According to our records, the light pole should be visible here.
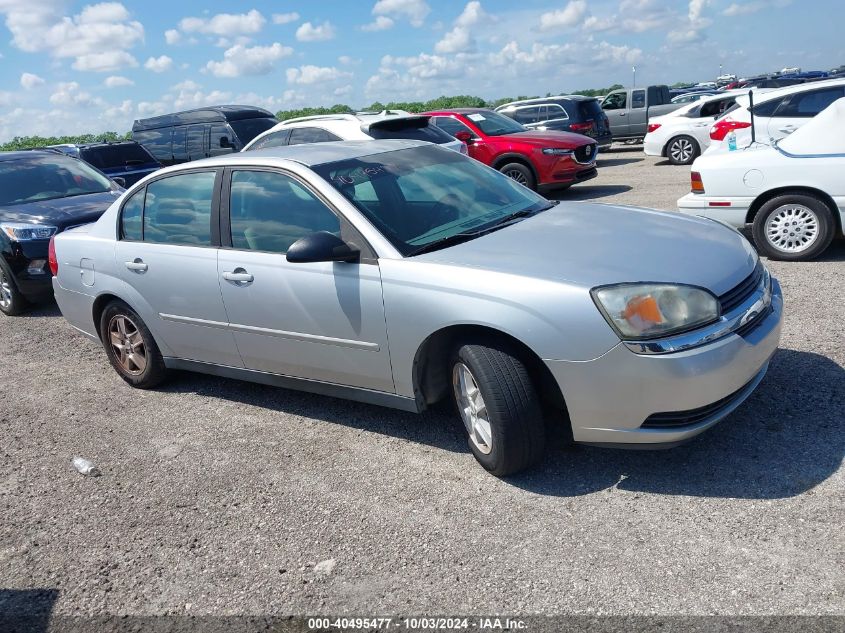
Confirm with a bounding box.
[632,65,636,87]
[719,63,723,79]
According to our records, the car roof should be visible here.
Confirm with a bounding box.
[0,150,69,162]
[736,77,845,107]
[496,95,596,108]
[133,105,275,130]
[425,108,490,115]
[276,110,422,127]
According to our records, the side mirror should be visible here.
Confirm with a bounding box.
[286,231,360,264]
[111,176,126,188]
[454,130,474,143]
[219,136,232,149]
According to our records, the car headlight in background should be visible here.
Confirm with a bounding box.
[541,148,574,156]
[1,223,58,241]
[591,283,720,340]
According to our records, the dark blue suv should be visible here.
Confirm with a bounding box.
[47,141,161,187]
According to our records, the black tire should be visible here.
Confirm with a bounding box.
[751,193,835,261]
[0,263,28,316]
[450,341,545,476]
[99,300,167,389]
[499,162,536,191]
[666,135,700,165]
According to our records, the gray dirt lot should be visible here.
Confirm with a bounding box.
[1,147,843,619]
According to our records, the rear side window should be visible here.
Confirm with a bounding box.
[752,97,786,117]
[545,104,569,120]
[142,172,216,245]
[248,130,290,150]
[81,144,156,170]
[288,127,342,145]
[120,188,144,241]
[368,119,457,144]
[631,90,646,108]
[776,88,845,117]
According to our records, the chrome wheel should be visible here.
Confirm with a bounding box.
[0,270,12,311]
[108,315,147,375]
[503,168,528,185]
[669,138,694,163]
[453,362,493,455]
[765,204,819,253]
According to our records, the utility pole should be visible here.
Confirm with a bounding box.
[632,65,636,87]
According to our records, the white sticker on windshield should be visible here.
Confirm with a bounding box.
[468,113,486,122]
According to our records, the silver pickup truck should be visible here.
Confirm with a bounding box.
[601,85,684,142]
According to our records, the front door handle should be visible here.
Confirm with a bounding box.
[125,258,148,273]
[779,125,797,134]
[222,269,254,284]
[618,112,626,116]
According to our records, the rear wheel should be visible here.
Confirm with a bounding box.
[99,301,167,388]
[499,162,536,191]
[751,193,835,261]
[0,265,28,316]
[666,135,699,165]
[450,341,545,476]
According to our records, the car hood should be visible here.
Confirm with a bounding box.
[493,130,594,147]
[0,190,119,229]
[416,203,758,296]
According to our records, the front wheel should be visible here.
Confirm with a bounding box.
[499,162,536,191]
[0,265,28,316]
[666,135,699,165]
[451,342,545,476]
[751,194,835,261]
[99,301,168,388]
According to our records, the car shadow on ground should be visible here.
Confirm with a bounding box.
[0,588,59,633]
[550,185,633,201]
[596,157,643,167]
[17,300,62,318]
[507,348,844,499]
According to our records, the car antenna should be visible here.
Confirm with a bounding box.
[748,89,756,145]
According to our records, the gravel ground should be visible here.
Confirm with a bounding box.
[1,147,843,623]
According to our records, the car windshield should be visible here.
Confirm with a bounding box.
[0,155,112,205]
[229,117,279,143]
[466,111,527,136]
[312,145,550,256]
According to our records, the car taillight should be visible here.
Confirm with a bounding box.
[691,171,705,193]
[710,118,751,141]
[569,121,594,132]
[48,236,58,275]
[647,123,662,133]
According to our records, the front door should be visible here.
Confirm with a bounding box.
[217,168,394,392]
[115,169,243,367]
[601,92,629,137]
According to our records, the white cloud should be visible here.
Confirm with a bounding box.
[455,1,491,27]
[295,21,336,41]
[372,0,430,27]
[435,27,473,54]
[204,42,293,78]
[286,65,353,85]
[722,1,790,16]
[688,0,711,22]
[144,55,173,72]
[104,75,134,87]
[172,79,202,91]
[361,16,394,31]
[49,81,104,107]
[179,9,266,36]
[539,0,588,31]
[0,1,144,72]
[20,72,45,90]
[338,55,360,65]
[164,28,181,44]
[272,12,300,24]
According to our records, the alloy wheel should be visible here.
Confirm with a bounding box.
[0,270,12,311]
[108,314,148,375]
[503,169,528,185]
[453,362,493,455]
[669,138,694,163]
[765,204,819,253]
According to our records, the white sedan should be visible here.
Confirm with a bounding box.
[645,92,746,165]
[678,97,845,261]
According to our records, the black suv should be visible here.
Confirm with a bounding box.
[132,105,278,166]
[48,141,161,187]
[495,95,612,149]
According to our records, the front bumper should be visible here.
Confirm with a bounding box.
[546,278,783,445]
[677,192,755,227]
[1,241,53,301]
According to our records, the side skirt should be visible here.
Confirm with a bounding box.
[164,358,420,414]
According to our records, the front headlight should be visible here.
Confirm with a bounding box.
[1,223,58,241]
[542,148,574,156]
[591,283,720,340]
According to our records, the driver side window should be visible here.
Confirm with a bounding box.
[602,93,627,110]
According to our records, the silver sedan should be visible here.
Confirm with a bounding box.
[51,140,783,476]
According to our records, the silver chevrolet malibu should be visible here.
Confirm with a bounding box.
[51,140,783,476]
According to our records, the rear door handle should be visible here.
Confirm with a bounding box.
[124,258,148,273]
[222,269,254,284]
[779,125,797,133]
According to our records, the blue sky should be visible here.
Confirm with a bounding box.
[0,0,842,141]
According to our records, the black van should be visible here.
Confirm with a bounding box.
[131,105,278,166]
[494,95,612,149]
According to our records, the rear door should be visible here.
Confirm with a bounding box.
[115,169,242,367]
[216,168,394,392]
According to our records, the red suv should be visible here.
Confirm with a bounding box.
[424,108,597,191]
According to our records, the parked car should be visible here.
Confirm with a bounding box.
[424,109,597,191]
[0,151,121,315]
[679,97,845,261]
[493,96,612,149]
[51,140,782,476]
[645,92,746,164]
[707,78,845,152]
[132,105,278,167]
[47,141,161,187]
[600,85,684,142]
[671,92,718,104]
[243,110,466,154]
